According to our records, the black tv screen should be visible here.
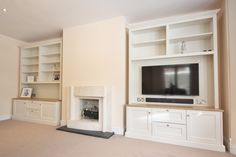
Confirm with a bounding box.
[142,64,199,96]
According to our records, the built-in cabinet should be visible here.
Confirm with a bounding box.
[12,99,61,126]
[126,106,224,152]
[13,40,62,126]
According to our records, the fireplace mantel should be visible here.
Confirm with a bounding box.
[67,86,111,132]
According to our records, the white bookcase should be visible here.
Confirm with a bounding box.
[128,9,219,109]
[20,40,62,100]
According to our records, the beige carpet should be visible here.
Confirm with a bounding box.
[0,120,234,157]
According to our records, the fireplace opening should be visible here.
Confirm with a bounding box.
[80,99,99,120]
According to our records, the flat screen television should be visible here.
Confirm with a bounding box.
[142,64,199,96]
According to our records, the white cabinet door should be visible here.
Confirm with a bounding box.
[152,122,187,140]
[41,102,59,121]
[187,110,222,144]
[13,100,27,118]
[127,107,151,135]
[27,102,41,120]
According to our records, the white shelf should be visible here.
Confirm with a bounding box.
[22,71,38,73]
[21,81,60,84]
[40,61,60,64]
[20,41,62,100]
[131,51,214,61]
[40,70,60,72]
[22,63,39,66]
[169,32,213,42]
[22,55,39,59]
[132,39,166,46]
[40,52,60,56]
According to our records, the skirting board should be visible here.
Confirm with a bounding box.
[0,115,12,121]
[224,137,236,155]
[126,132,225,152]
[60,120,67,126]
[112,127,124,135]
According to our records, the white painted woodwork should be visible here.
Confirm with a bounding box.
[127,107,151,136]
[128,10,220,109]
[152,122,187,140]
[13,100,27,118]
[125,106,225,152]
[20,40,62,100]
[151,108,186,124]
[12,99,61,126]
[187,110,222,145]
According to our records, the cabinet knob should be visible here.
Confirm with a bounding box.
[187,114,190,117]
[166,124,170,127]
[166,109,169,112]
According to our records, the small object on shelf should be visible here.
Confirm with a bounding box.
[20,88,33,98]
[53,72,60,81]
[27,76,35,83]
[208,49,212,51]
[203,49,207,52]
[31,93,36,98]
[180,41,186,54]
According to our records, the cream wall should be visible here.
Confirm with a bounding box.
[62,17,127,133]
[220,0,236,152]
[227,0,236,146]
[0,34,24,118]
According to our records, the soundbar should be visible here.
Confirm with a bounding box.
[146,98,194,104]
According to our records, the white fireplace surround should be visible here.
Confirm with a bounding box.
[67,86,111,132]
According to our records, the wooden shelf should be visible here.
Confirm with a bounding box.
[22,63,39,66]
[131,51,214,61]
[40,70,60,72]
[40,61,60,64]
[169,32,213,42]
[22,55,39,59]
[40,52,60,56]
[132,39,166,46]
[22,71,38,73]
[21,81,60,84]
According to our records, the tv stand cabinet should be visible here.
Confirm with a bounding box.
[126,10,225,152]
[126,104,225,152]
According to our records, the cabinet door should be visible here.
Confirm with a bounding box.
[187,110,222,144]
[41,102,59,121]
[13,100,27,118]
[27,102,41,120]
[127,107,151,135]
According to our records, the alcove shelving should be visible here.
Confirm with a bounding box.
[20,40,62,100]
[128,10,219,109]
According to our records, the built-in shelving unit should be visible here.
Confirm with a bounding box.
[128,10,219,109]
[20,40,62,99]
[126,10,224,152]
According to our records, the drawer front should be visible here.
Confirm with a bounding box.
[27,108,41,119]
[152,122,187,140]
[27,103,41,119]
[151,109,186,124]
[28,103,41,110]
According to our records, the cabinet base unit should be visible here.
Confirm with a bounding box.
[125,105,225,152]
[12,99,61,126]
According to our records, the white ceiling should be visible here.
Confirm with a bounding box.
[0,0,221,42]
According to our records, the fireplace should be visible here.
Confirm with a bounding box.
[67,86,111,132]
[81,99,99,120]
